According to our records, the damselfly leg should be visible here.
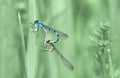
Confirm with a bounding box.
[44,40,74,70]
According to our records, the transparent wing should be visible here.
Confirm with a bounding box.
[45,25,69,39]
[54,46,74,70]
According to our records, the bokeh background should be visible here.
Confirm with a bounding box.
[0,0,120,78]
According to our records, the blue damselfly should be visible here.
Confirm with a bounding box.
[32,20,68,44]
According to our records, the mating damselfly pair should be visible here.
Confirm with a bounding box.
[31,20,74,70]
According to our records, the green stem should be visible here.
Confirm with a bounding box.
[108,49,113,78]
[18,11,27,78]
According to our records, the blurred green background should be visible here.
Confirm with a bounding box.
[0,0,120,78]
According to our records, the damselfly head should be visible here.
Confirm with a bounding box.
[34,20,39,28]
[34,20,39,25]
[29,20,39,32]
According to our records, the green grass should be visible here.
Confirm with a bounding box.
[90,22,113,78]
[0,0,120,78]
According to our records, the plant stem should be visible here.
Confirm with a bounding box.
[18,11,27,78]
[92,23,114,78]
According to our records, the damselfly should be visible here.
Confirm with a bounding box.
[31,20,69,44]
[44,40,74,71]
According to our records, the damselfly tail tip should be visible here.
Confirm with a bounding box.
[69,65,74,71]
[63,34,69,39]
[66,34,69,38]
